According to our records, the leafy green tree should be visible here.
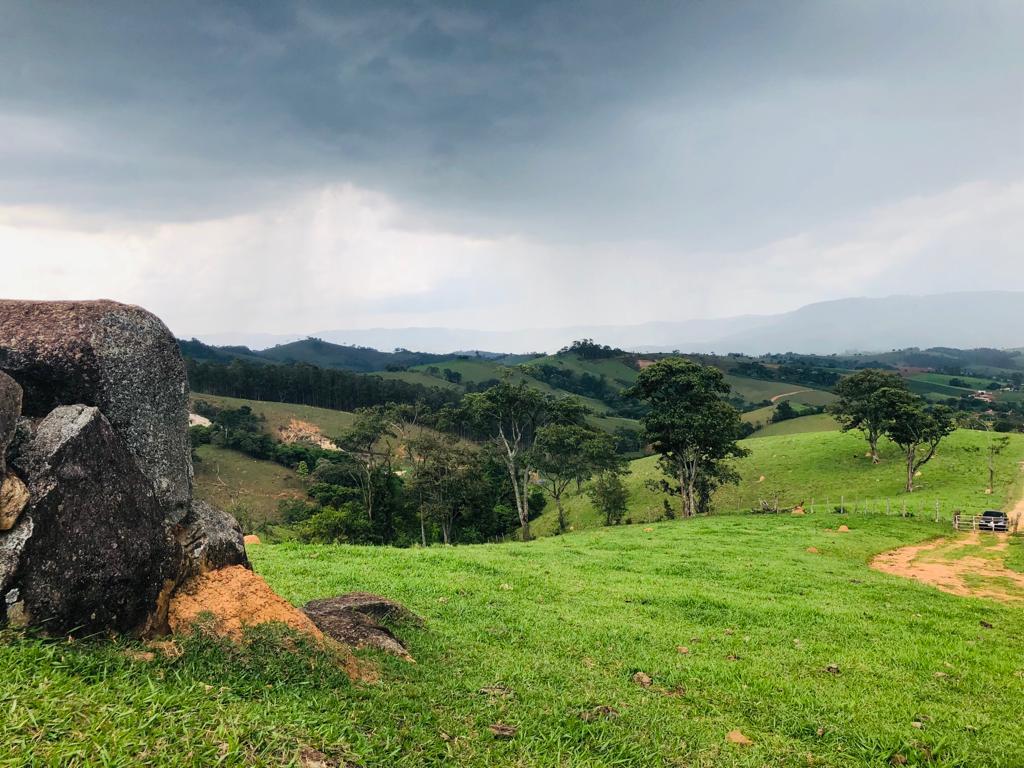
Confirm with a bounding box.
[335,406,398,522]
[588,470,629,526]
[883,393,956,492]
[533,424,622,533]
[772,401,798,423]
[464,381,585,540]
[408,433,482,545]
[832,369,910,463]
[625,358,748,518]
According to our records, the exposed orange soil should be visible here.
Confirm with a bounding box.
[870,531,1024,603]
[278,418,339,451]
[168,565,323,639]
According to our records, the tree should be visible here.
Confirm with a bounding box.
[884,394,956,492]
[334,406,398,522]
[533,424,622,533]
[987,434,1011,494]
[588,470,629,526]
[772,400,798,423]
[464,381,585,540]
[624,359,748,518]
[832,369,910,463]
[407,433,480,545]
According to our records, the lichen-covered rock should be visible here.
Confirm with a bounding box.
[4,405,179,634]
[177,500,250,577]
[0,371,21,473]
[0,300,192,522]
[302,594,422,658]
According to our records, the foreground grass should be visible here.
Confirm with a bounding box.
[542,430,1024,535]
[2,515,1023,766]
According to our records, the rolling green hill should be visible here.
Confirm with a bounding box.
[538,429,1024,535]
[192,443,306,525]
[753,413,840,437]
[190,393,358,439]
[7,512,1024,766]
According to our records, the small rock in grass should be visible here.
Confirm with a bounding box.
[489,723,517,740]
[580,705,619,722]
[298,747,337,768]
[837,525,850,532]
[499,583,513,590]
[479,685,514,699]
[806,546,819,554]
[890,755,908,766]
[911,721,923,729]
[632,671,653,687]
[724,628,734,636]
[825,664,840,675]
[726,729,753,746]
[979,620,993,629]
[934,671,947,679]
[676,645,689,654]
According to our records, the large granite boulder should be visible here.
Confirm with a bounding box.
[2,405,179,634]
[0,371,20,469]
[0,373,27,532]
[0,300,192,522]
[177,500,250,578]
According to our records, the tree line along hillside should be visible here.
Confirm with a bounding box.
[180,336,1024,550]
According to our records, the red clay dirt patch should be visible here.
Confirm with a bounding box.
[870,532,1024,603]
[168,565,323,640]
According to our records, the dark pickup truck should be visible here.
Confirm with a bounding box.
[978,510,1009,532]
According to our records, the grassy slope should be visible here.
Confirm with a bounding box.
[724,376,837,407]
[192,444,305,524]
[754,413,840,437]
[375,370,463,390]
[540,430,1024,535]
[190,393,358,439]
[4,514,1023,766]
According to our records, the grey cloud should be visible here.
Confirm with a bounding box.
[0,0,1021,253]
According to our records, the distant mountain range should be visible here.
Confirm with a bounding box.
[193,291,1023,356]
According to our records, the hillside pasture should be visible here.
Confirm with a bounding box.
[190,393,358,440]
[724,375,836,407]
[192,444,305,525]
[540,429,1024,535]
[754,413,840,437]
[3,514,1023,766]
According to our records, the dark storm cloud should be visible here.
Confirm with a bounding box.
[1,0,1021,249]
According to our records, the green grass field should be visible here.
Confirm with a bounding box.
[3,513,1023,767]
[193,444,305,525]
[539,429,1024,535]
[724,376,837,407]
[190,393,358,439]
[753,413,840,437]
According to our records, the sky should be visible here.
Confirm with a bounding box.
[1,0,1022,341]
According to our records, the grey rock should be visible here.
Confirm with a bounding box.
[177,500,250,577]
[0,371,21,474]
[4,405,179,634]
[302,594,423,658]
[0,300,192,522]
